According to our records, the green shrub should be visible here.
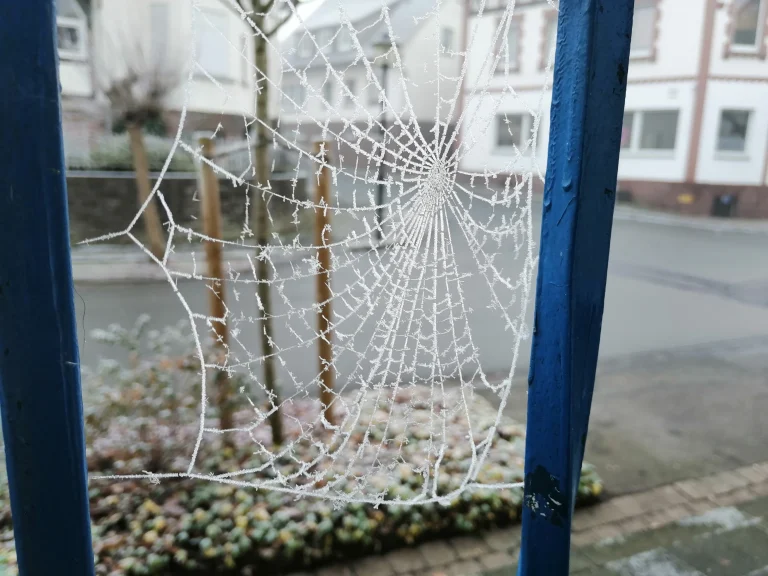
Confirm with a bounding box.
[69,134,195,173]
[0,318,603,575]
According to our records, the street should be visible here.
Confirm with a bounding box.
[73,201,768,497]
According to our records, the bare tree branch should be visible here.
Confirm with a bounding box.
[217,0,309,36]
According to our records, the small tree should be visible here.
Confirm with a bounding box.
[216,0,310,445]
[96,38,181,260]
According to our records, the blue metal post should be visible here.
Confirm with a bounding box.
[518,1,634,574]
[0,2,95,575]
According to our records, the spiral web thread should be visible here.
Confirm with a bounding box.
[89,0,556,506]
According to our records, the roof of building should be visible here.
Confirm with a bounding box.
[302,0,400,31]
[284,0,437,66]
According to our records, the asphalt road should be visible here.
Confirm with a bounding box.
[73,199,768,495]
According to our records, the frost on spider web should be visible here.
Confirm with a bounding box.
[88,0,555,505]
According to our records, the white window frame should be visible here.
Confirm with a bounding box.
[620,110,679,156]
[730,0,767,53]
[716,109,752,155]
[629,0,657,58]
[57,16,88,61]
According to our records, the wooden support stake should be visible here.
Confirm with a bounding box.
[198,137,233,432]
[314,142,335,425]
[198,138,228,348]
[0,2,95,574]
[517,1,634,575]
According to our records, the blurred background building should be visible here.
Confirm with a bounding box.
[279,0,463,159]
[56,0,768,218]
[460,0,768,218]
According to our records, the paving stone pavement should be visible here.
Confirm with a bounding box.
[288,462,768,576]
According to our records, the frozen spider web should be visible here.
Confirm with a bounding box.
[89,0,556,506]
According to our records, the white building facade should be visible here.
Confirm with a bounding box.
[460,0,768,217]
[279,0,463,155]
[56,0,102,163]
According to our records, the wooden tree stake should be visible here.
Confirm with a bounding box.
[198,137,233,432]
[314,142,335,426]
[127,123,166,260]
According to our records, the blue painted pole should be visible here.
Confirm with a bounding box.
[0,2,95,575]
[518,1,634,574]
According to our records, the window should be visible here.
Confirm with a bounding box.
[150,3,170,70]
[540,14,558,69]
[195,9,231,80]
[240,34,249,86]
[57,18,87,60]
[731,0,765,51]
[544,17,558,61]
[323,79,334,104]
[640,111,678,150]
[497,18,521,72]
[630,0,657,57]
[496,113,528,148]
[441,27,455,53]
[621,110,679,152]
[337,30,353,52]
[297,35,313,58]
[621,112,634,149]
[283,82,305,106]
[717,110,751,152]
[343,78,357,108]
[316,28,334,52]
[367,68,383,106]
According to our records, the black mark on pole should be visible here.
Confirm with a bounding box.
[524,465,567,527]
[617,62,626,85]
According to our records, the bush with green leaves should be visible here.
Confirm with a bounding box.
[68,134,196,173]
[0,317,603,575]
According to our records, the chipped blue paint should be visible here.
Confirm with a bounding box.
[518,1,634,574]
[0,2,95,574]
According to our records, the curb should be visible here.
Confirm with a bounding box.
[612,205,768,235]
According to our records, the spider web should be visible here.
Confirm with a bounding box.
[89,0,556,506]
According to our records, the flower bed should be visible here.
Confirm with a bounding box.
[0,322,603,575]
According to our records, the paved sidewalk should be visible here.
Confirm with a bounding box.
[289,461,768,576]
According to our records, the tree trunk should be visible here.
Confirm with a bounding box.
[127,123,165,260]
[253,25,284,446]
[199,137,234,434]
